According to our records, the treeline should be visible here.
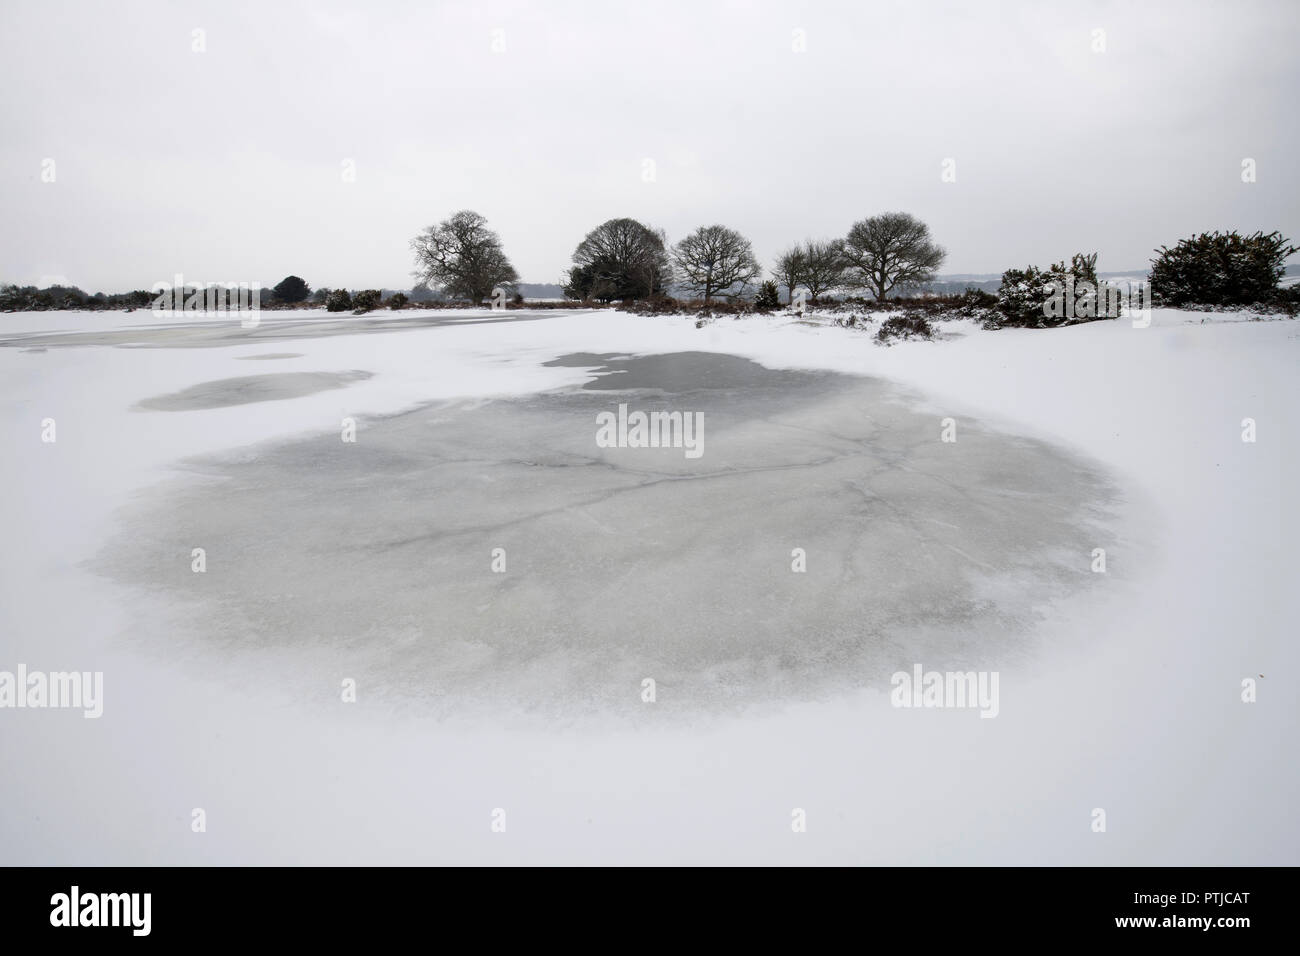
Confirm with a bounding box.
[5,217,1295,326]
[0,276,445,315]
[410,210,1299,327]
[0,286,156,312]
[408,210,950,307]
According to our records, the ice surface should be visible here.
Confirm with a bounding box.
[100,351,1116,716]
[135,370,373,411]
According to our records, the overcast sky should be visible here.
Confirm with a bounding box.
[2,0,1297,291]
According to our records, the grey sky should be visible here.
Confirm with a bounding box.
[2,0,1297,291]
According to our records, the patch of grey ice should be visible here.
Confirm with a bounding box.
[99,352,1120,717]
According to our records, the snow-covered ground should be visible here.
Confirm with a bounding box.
[0,306,1296,864]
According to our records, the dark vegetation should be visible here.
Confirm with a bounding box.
[6,213,1294,329]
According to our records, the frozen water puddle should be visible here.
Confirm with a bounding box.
[99,352,1122,717]
[134,370,372,411]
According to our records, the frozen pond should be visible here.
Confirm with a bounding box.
[100,350,1118,716]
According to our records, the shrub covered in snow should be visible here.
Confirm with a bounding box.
[956,287,999,313]
[875,313,933,344]
[995,265,1053,326]
[325,289,352,312]
[995,253,1121,328]
[754,280,781,311]
[627,295,682,315]
[1149,230,1296,308]
[352,290,381,314]
[815,290,995,322]
[386,292,409,310]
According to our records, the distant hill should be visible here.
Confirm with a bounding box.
[516,283,566,299]
[914,269,1153,297]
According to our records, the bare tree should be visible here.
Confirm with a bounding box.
[564,218,672,301]
[841,213,946,302]
[772,246,807,304]
[411,210,519,304]
[672,225,762,303]
[800,239,848,301]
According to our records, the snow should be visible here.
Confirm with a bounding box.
[1,306,1296,864]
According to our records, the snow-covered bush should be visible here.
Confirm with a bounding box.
[629,295,683,315]
[1149,230,1296,308]
[995,265,1054,327]
[995,253,1121,328]
[325,289,352,312]
[875,313,933,344]
[754,280,780,311]
[352,289,381,314]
